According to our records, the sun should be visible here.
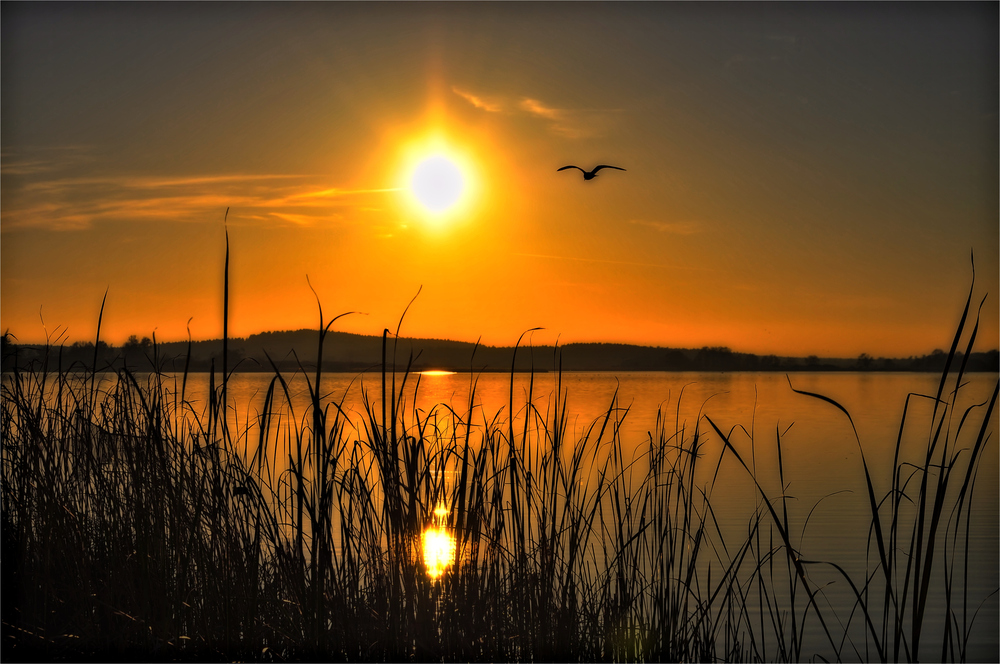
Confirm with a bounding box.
[411,155,464,213]
[395,133,480,227]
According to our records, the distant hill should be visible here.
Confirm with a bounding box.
[3,328,998,375]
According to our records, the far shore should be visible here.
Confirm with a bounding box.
[3,328,997,375]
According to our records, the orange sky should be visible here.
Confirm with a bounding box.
[2,3,997,358]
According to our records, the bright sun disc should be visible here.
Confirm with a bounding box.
[411,155,464,213]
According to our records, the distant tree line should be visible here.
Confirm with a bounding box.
[3,330,997,374]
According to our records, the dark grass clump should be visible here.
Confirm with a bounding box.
[2,250,995,662]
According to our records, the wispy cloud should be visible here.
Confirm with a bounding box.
[519,98,562,121]
[628,219,702,235]
[451,86,503,113]
[289,187,403,200]
[268,211,341,226]
[519,97,621,139]
[1,145,96,176]
[451,85,620,139]
[2,171,402,231]
[19,173,303,195]
[2,160,65,176]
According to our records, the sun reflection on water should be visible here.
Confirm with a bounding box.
[421,504,456,580]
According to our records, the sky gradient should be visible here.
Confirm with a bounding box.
[2,2,997,358]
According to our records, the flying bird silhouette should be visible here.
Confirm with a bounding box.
[557,164,626,180]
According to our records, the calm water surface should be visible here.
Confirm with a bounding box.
[117,370,1000,659]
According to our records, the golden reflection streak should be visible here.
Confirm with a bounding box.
[421,504,456,580]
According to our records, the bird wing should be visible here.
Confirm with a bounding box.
[557,165,584,172]
[591,165,626,173]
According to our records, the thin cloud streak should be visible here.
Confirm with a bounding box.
[2,160,71,176]
[1,145,97,176]
[520,98,584,138]
[451,86,503,113]
[292,187,404,199]
[520,97,623,139]
[2,172,402,230]
[19,173,306,194]
[268,211,342,226]
[451,85,620,139]
[519,98,562,121]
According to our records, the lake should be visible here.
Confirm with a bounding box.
[158,368,998,661]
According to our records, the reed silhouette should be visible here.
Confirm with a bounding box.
[0,244,995,662]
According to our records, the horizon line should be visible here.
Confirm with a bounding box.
[4,327,996,363]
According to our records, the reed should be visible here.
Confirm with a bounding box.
[1,262,995,661]
[702,263,997,663]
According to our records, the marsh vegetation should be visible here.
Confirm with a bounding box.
[2,275,996,662]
